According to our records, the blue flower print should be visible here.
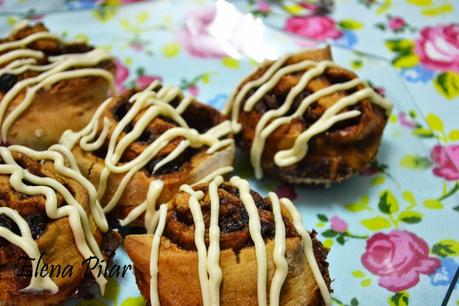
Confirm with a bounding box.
[400,65,434,83]
[336,30,358,48]
[430,257,459,288]
[207,93,228,110]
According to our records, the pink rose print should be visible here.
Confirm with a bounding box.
[330,216,348,233]
[135,75,162,89]
[430,144,459,181]
[374,86,386,97]
[256,1,271,14]
[284,15,342,41]
[415,24,459,73]
[362,230,440,292]
[187,84,199,97]
[388,16,406,32]
[114,59,129,93]
[129,41,144,52]
[177,7,227,58]
[398,112,417,129]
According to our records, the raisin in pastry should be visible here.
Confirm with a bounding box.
[60,80,235,226]
[225,46,392,184]
[0,144,120,306]
[0,22,116,150]
[125,176,332,306]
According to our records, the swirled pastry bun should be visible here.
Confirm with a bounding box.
[125,176,332,306]
[0,145,120,306]
[60,81,235,226]
[0,22,116,150]
[224,46,392,184]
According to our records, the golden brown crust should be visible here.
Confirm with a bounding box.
[124,182,331,305]
[126,235,325,306]
[71,88,235,224]
[232,46,388,184]
[0,152,120,306]
[163,182,299,251]
[0,23,115,150]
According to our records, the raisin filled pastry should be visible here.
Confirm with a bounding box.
[125,176,332,306]
[60,80,235,227]
[0,144,120,306]
[224,46,393,184]
[0,21,116,150]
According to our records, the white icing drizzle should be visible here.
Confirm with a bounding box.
[147,176,225,306]
[48,143,83,174]
[0,145,110,294]
[268,192,288,306]
[230,176,267,306]
[146,176,331,306]
[181,185,210,306]
[192,166,233,186]
[0,49,44,66]
[143,180,165,234]
[12,144,108,232]
[0,207,58,294]
[60,81,234,226]
[119,179,164,233]
[207,176,224,306]
[226,52,393,178]
[149,203,168,306]
[0,31,59,53]
[0,58,41,76]
[280,198,331,306]
[0,26,116,142]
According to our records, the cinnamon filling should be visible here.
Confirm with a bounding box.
[105,88,227,177]
[0,212,49,245]
[0,23,114,86]
[164,183,299,251]
[232,50,391,181]
[246,68,368,131]
[144,147,197,176]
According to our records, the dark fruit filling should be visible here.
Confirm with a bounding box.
[0,73,18,93]
[165,184,299,252]
[0,213,48,246]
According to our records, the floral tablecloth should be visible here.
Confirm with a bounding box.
[1,1,458,306]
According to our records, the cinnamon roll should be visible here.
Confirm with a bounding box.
[0,144,120,306]
[60,81,235,226]
[125,176,332,306]
[0,21,116,150]
[224,46,393,184]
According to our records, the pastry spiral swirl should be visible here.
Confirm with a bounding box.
[61,82,235,225]
[125,177,331,306]
[0,22,116,150]
[0,145,119,306]
[164,182,299,251]
[225,46,392,184]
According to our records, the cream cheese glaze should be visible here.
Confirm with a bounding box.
[146,175,331,306]
[230,176,268,306]
[0,145,109,294]
[0,24,116,143]
[60,80,235,226]
[0,207,58,294]
[225,51,393,179]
